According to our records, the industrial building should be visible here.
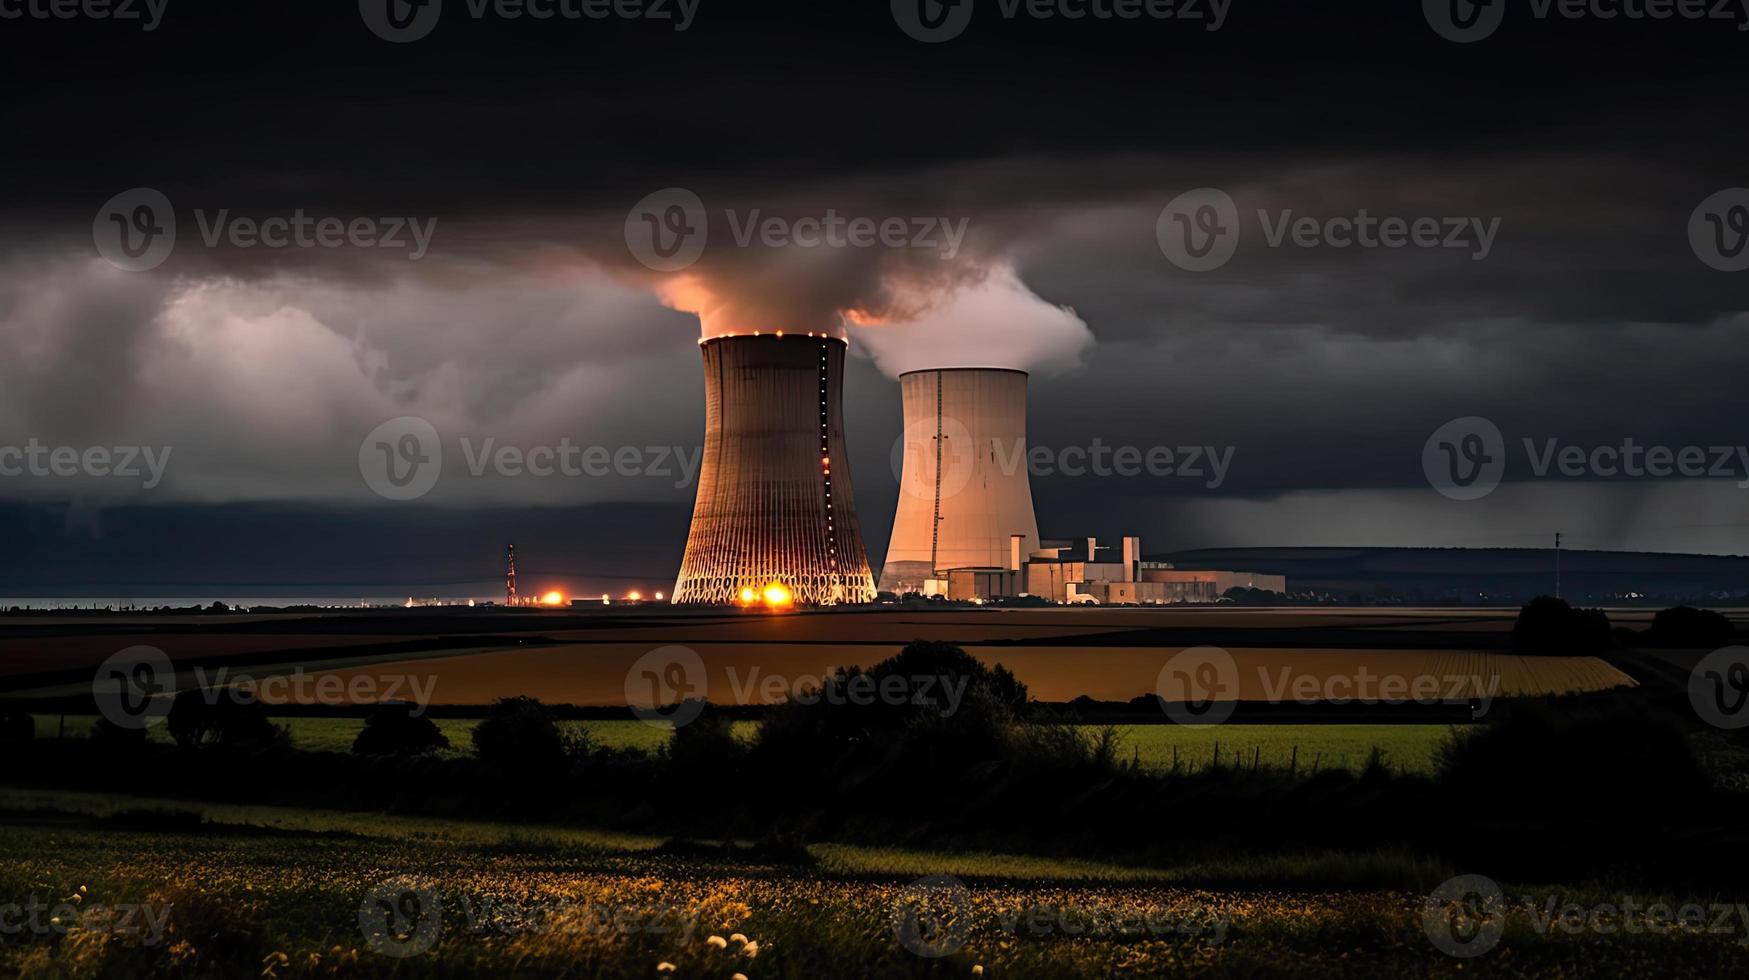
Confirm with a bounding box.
[931,535,1288,605]
[671,333,878,606]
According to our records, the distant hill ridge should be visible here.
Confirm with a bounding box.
[1155,547,1749,601]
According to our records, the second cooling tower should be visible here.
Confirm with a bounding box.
[879,368,1041,594]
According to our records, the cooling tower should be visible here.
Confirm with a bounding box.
[672,334,878,606]
[879,368,1041,594]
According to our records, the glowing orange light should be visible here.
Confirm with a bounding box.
[541,591,565,606]
[762,580,794,609]
[739,587,757,605]
[627,591,643,602]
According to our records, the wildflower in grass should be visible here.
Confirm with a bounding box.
[973,967,984,976]
[657,962,677,974]
[708,935,728,949]
[732,974,748,980]
[730,933,748,944]
[743,940,760,958]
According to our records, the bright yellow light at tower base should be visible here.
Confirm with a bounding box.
[541,591,564,606]
[739,587,757,604]
[762,580,794,609]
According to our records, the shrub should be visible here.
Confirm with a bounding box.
[1647,606,1737,649]
[0,709,33,741]
[471,696,568,771]
[164,690,289,751]
[1435,694,1710,819]
[352,701,450,757]
[1512,596,1612,655]
[91,716,149,750]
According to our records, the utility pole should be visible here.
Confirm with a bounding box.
[506,544,518,607]
[1554,532,1562,600]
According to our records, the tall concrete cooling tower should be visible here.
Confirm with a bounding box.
[879,368,1041,594]
[672,334,878,606]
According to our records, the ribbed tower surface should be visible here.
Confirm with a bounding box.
[672,334,878,606]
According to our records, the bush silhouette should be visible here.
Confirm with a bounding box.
[165,690,289,751]
[1512,596,1612,655]
[471,696,568,771]
[91,716,149,750]
[352,701,449,756]
[1647,606,1737,649]
[0,709,32,741]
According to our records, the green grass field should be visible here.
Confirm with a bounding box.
[0,788,1739,979]
[32,715,1453,774]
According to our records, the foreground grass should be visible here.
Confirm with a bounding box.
[2,788,1746,978]
[31,716,1451,774]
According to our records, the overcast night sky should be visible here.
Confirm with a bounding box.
[1,0,1746,599]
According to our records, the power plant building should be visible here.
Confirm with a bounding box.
[672,334,878,606]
